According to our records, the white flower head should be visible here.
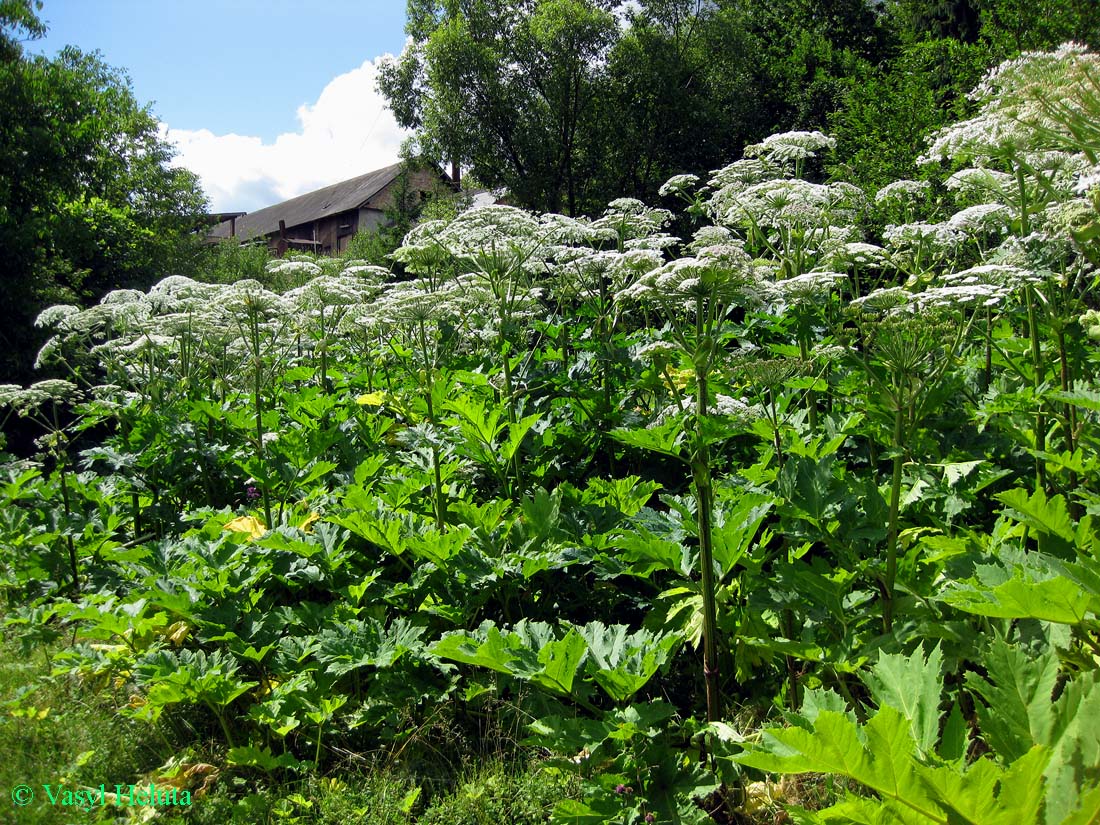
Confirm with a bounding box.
[719,178,863,230]
[266,259,322,278]
[743,131,836,165]
[0,379,82,415]
[945,167,1014,198]
[922,43,1100,164]
[634,339,680,363]
[624,233,680,251]
[883,222,965,256]
[689,226,734,251]
[850,286,911,315]
[618,248,765,312]
[591,199,673,243]
[911,283,1010,311]
[829,242,891,269]
[119,333,174,354]
[35,305,80,330]
[874,179,931,207]
[540,212,600,245]
[284,274,372,311]
[772,271,848,307]
[653,393,763,427]
[1076,164,1100,195]
[942,263,1045,290]
[659,173,700,198]
[946,203,1012,233]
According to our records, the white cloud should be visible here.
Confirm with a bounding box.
[165,54,409,213]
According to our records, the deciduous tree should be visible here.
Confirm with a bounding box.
[0,0,207,382]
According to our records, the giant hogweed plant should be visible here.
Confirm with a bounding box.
[920,43,1100,496]
[4,43,1100,825]
[737,640,1100,824]
[0,380,85,593]
[614,242,771,726]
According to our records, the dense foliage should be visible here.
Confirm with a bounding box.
[0,0,208,386]
[380,0,1100,214]
[4,33,1100,825]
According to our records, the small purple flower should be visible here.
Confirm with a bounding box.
[614,784,627,794]
[246,485,260,501]
[645,814,655,823]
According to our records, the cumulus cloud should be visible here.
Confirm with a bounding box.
[165,54,409,213]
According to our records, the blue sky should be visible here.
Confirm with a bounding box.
[29,0,412,211]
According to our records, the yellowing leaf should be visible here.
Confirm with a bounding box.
[299,511,321,532]
[741,780,781,813]
[356,391,386,406]
[223,515,267,540]
[164,621,191,646]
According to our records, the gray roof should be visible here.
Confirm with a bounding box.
[208,162,404,240]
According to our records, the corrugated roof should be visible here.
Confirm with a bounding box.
[208,162,405,240]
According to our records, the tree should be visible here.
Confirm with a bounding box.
[828,38,992,189]
[594,2,768,202]
[0,1,208,382]
[0,0,43,61]
[379,0,619,215]
[827,0,1100,191]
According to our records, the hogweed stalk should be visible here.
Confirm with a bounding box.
[617,244,766,723]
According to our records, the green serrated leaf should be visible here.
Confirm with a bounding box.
[995,488,1076,557]
[712,492,774,576]
[579,622,681,702]
[942,574,1090,624]
[939,702,969,762]
[1060,783,1100,825]
[862,644,944,756]
[966,639,1060,762]
[937,460,983,487]
[1048,388,1100,413]
[610,418,686,459]
[533,628,588,696]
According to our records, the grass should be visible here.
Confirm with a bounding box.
[0,628,579,824]
[0,630,159,824]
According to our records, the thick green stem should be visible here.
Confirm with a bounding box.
[421,356,447,532]
[1026,288,1047,492]
[692,317,721,722]
[206,701,236,750]
[692,450,721,723]
[797,321,818,432]
[131,491,142,542]
[767,390,784,470]
[883,400,906,634]
[782,608,801,711]
[58,460,79,594]
[319,306,328,389]
[1057,325,1080,510]
[498,328,524,495]
[983,309,993,393]
[1058,326,1076,455]
[252,314,273,527]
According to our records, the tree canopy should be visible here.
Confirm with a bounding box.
[0,0,207,382]
[380,0,1100,215]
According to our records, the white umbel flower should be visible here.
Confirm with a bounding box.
[743,130,836,165]
[946,203,1012,233]
[659,173,700,197]
[874,179,931,206]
